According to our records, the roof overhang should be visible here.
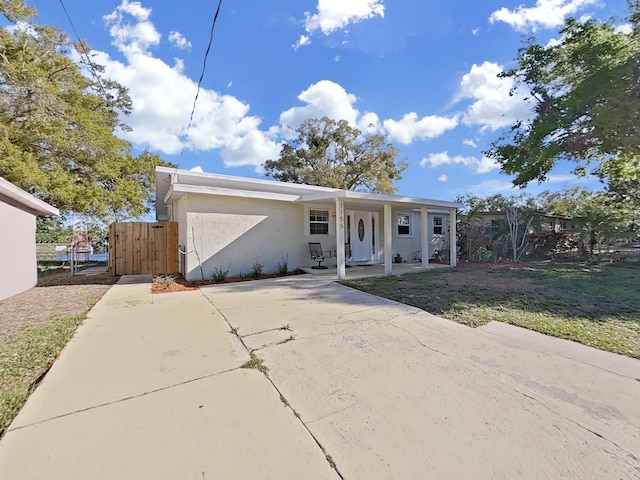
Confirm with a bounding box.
[155,167,462,220]
[0,177,59,216]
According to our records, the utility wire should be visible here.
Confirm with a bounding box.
[182,0,224,154]
[58,0,110,102]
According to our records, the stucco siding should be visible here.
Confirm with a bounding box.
[181,194,337,281]
[171,195,189,275]
[0,201,38,301]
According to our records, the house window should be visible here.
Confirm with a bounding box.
[371,217,376,254]
[434,217,443,235]
[309,209,329,235]
[397,214,411,236]
[560,220,567,232]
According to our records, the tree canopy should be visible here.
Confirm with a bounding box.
[0,0,172,220]
[263,117,407,194]
[486,2,640,204]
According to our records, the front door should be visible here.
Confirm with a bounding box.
[351,211,372,262]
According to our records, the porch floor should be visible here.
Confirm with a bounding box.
[300,260,452,280]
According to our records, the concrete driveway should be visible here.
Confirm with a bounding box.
[1,274,639,479]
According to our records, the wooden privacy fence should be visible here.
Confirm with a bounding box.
[108,222,179,276]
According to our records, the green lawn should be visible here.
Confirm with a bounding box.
[342,262,640,359]
[0,315,85,436]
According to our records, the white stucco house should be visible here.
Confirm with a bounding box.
[0,177,59,301]
[155,167,461,281]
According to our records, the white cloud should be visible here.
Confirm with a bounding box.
[168,31,191,49]
[293,34,311,51]
[189,166,204,173]
[463,138,477,148]
[472,27,480,36]
[98,2,280,168]
[105,0,160,55]
[420,151,499,174]
[455,61,534,131]
[438,174,448,182]
[616,23,632,35]
[489,0,599,32]
[383,113,459,145]
[295,0,384,49]
[279,80,359,131]
[305,0,384,35]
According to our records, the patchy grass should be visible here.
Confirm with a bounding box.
[241,352,269,374]
[0,314,85,436]
[342,262,640,359]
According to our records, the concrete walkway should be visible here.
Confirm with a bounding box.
[1,274,639,479]
[0,276,338,479]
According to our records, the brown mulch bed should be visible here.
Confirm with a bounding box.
[0,270,118,343]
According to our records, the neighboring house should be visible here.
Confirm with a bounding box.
[471,211,578,234]
[155,167,461,281]
[0,177,59,301]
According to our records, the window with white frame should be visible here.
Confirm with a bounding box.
[397,214,411,236]
[433,216,443,235]
[309,209,329,235]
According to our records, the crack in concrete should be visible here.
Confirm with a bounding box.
[7,367,241,433]
[200,290,344,479]
[307,404,356,424]
[515,388,640,464]
[389,321,640,465]
[238,325,293,339]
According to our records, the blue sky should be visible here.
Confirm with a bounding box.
[28,0,631,201]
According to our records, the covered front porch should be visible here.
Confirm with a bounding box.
[299,190,461,280]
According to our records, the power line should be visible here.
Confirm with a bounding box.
[182,0,224,154]
[57,0,110,102]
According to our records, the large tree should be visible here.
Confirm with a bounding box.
[264,117,407,194]
[0,0,171,219]
[486,3,640,204]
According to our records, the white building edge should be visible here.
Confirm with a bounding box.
[155,167,461,281]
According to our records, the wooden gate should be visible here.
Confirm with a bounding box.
[108,222,179,276]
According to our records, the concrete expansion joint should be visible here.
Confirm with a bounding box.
[6,367,241,434]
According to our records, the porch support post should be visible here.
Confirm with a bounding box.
[384,203,393,274]
[421,207,429,270]
[335,197,346,280]
[449,208,457,267]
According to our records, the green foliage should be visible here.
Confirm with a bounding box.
[0,1,173,219]
[470,246,495,263]
[274,255,289,276]
[212,265,231,283]
[250,258,264,279]
[487,4,640,202]
[264,117,407,194]
[36,217,71,243]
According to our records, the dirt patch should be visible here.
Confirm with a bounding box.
[0,270,118,343]
[152,279,198,294]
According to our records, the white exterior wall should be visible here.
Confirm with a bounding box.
[387,210,450,261]
[180,194,337,281]
[0,201,38,301]
[171,195,189,276]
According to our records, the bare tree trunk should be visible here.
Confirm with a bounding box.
[506,208,534,262]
